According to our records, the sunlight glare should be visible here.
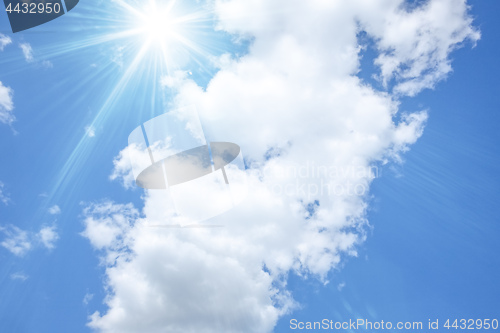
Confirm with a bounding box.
[138,7,176,44]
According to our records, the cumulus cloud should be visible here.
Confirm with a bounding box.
[0,34,12,51]
[361,0,481,96]
[84,201,291,333]
[0,82,15,125]
[83,0,478,332]
[109,144,148,190]
[81,202,139,261]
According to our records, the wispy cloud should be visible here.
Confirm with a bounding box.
[19,42,34,63]
[83,291,94,306]
[10,272,28,282]
[0,223,60,256]
[0,38,15,126]
[0,182,11,205]
[18,42,53,68]
[41,60,53,68]
[0,226,31,256]
[48,205,61,215]
[85,125,96,138]
[0,33,12,51]
[0,82,15,125]
[110,45,125,67]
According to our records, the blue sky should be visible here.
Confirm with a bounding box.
[0,0,498,332]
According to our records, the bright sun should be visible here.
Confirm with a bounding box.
[138,6,176,44]
[105,0,209,72]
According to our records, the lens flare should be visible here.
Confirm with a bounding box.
[37,0,233,199]
[137,5,176,44]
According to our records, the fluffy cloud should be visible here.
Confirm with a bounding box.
[109,145,142,190]
[83,0,478,332]
[0,224,59,256]
[38,225,59,250]
[81,202,139,263]
[84,201,290,333]
[362,0,481,95]
[0,82,15,125]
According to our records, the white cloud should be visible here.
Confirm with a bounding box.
[38,225,59,250]
[0,225,31,256]
[109,144,147,190]
[19,42,34,63]
[0,81,15,125]
[81,202,139,263]
[84,201,291,333]
[85,0,478,332]
[0,182,11,205]
[48,205,61,215]
[10,272,28,281]
[0,33,12,51]
[360,0,480,96]
[337,282,346,291]
[18,42,53,68]
[0,224,60,256]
